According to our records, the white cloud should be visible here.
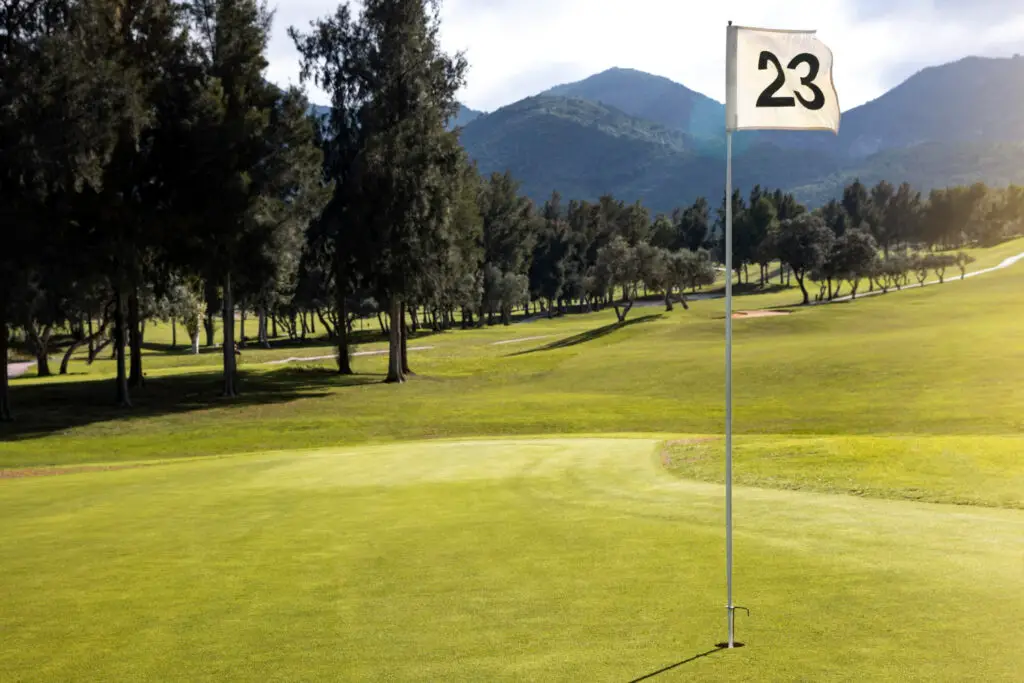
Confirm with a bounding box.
[266,0,1024,112]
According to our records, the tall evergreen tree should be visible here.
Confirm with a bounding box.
[339,0,467,382]
[185,0,329,396]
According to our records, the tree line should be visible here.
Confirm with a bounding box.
[3,0,1023,422]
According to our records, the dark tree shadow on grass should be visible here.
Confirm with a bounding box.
[509,314,664,356]
[0,368,378,442]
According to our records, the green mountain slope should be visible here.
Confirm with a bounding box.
[544,67,724,140]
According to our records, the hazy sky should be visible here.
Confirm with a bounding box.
[267,0,1024,112]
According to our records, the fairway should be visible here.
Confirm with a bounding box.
[3,245,1024,681]
[3,438,1022,682]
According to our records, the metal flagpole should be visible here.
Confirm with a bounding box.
[724,125,735,649]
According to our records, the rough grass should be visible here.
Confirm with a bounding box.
[661,435,1024,508]
[2,438,1022,681]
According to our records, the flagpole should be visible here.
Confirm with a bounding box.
[723,18,737,650]
[724,124,735,650]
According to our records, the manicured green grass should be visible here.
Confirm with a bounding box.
[3,242,1023,681]
[2,438,1022,681]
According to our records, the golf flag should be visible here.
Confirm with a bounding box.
[726,25,840,132]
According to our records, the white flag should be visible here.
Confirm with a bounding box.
[726,25,840,133]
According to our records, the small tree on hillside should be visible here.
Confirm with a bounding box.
[956,252,976,280]
[931,254,958,284]
[834,229,878,300]
[596,236,639,322]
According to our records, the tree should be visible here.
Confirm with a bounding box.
[741,196,777,285]
[531,191,576,314]
[775,215,835,305]
[291,2,368,374]
[956,252,976,280]
[886,182,922,251]
[336,0,467,382]
[478,172,536,324]
[930,254,957,284]
[1,0,125,417]
[665,248,715,310]
[167,279,206,354]
[841,179,873,233]
[185,0,330,396]
[678,196,711,252]
[818,199,848,238]
[833,229,878,300]
[595,236,639,322]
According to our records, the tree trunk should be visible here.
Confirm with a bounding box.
[300,311,307,340]
[0,302,10,421]
[401,302,414,376]
[664,289,674,312]
[310,312,315,335]
[28,324,53,378]
[259,307,270,348]
[377,312,388,335]
[272,315,278,338]
[240,308,246,343]
[171,315,177,349]
[35,347,51,377]
[61,315,110,375]
[336,289,353,375]
[128,289,144,388]
[204,279,217,347]
[409,306,419,333]
[88,316,95,358]
[113,285,130,407]
[795,273,810,305]
[316,309,334,339]
[222,272,237,398]
[89,337,112,364]
[191,331,200,355]
[384,298,404,384]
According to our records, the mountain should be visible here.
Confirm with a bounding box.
[544,67,724,141]
[307,103,483,130]
[761,55,1024,159]
[459,95,720,210]
[459,95,844,213]
[460,56,1024,210]
[450,104,484,129]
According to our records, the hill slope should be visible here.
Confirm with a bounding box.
[459,95,727,210]
[544,67,724,140]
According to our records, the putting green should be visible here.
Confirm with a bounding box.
[2,438,1021,681]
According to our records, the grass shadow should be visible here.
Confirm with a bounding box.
[509,314,664,357]
[1,367,378,443]
[628,645,728,681]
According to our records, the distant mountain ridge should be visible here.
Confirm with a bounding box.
[458,55,1024,211]
[543,67,724,141]
[304,55,1024,212]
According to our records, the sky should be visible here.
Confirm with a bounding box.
[266,0,1024,113]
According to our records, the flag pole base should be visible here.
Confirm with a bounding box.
[722,605,750,649]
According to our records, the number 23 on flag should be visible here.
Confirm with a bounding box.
[726,25,841,133]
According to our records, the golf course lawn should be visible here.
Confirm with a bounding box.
[2,438,1022,681]
[2,241,1023,681]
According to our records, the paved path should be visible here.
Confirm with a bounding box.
[491,335,554,346]
[6,361,34,379]
[813,251,1024,306]
[263,346,435,366]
